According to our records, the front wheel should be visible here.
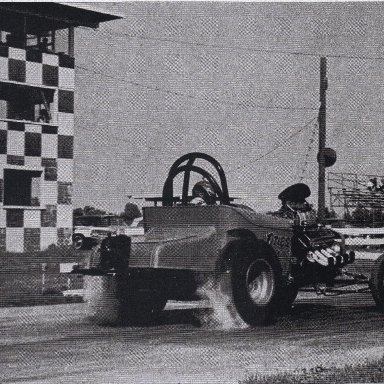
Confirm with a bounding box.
[370,253,384,312]
[231,242,282,326]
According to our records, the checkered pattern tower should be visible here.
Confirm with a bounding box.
[0,4,120,252]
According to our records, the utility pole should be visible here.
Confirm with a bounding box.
[318,57,327,221]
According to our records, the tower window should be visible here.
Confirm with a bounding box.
[0,82,54,123]
[4,169,42,207]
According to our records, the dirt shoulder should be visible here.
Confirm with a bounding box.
[240,355,384,384]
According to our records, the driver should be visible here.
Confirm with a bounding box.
[191,180,217,205]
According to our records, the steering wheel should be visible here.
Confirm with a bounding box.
[162,152,230,206]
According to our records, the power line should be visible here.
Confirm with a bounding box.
[75,63,318,112]
[76,63,384,115]
[75,114,316,164]
[299,120,318,182]
[86,25,384,62]
[252,116,317,162]
[226,115,318,175]
[76,114,319,190]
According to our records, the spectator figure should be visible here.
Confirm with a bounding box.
[367,178,377,192]
[6,33,24,49]
[377,179,384,193]
[38,37,49,53]
[379,178,384,193]
[37,108,50,123]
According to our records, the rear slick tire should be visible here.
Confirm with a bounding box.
[231,241,282,326]
[370,253,384,312]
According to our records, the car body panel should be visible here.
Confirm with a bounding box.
[129,225,217,270]
[127,204,293,274]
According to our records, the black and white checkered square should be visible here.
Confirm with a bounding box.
[0,46,75,252]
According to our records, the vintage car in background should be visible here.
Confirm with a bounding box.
[70,153,384,326]
[72,215,143,250]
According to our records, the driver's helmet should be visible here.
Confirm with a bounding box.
[192,180,217,205]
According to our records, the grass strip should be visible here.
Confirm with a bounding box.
[0,246,85,307]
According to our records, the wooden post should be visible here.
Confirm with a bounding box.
[318,57,327,221]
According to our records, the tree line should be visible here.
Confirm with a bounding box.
[74,202,384,228]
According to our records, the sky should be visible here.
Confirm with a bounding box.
[71,2,384,214]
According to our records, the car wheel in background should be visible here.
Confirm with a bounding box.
[73,234,86,250]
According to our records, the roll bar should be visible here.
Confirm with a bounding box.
[162,152,230,206]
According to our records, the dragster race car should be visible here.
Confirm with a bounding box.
[71,152,384,326]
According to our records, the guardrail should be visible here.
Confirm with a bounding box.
[333,228,384,248]
[333,228,384,247]
[332,227,384,262]
[334,228,384,236]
